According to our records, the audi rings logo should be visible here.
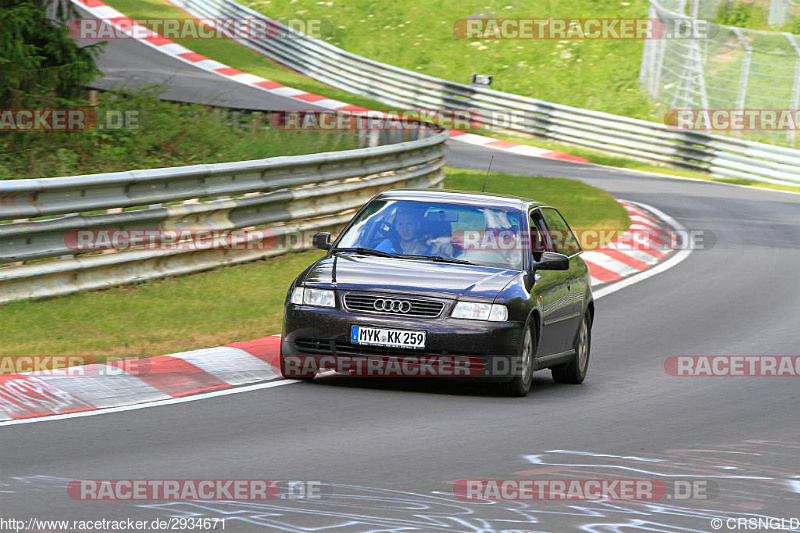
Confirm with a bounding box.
[373,298,412,313]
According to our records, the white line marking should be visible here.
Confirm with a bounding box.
[312,99,351,110]
[0,379,297,428]
[159,43,191,56]
[450,134,494,145]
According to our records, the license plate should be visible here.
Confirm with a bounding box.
[351,326,426,349]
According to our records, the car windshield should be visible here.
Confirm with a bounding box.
[334,199,525,270]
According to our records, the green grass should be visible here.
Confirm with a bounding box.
[104,0,387,111]
[0,168,627,361]
[0,89,358,179]
[103,0,654,120]
[445,169,629,231]
[237,0,654,119]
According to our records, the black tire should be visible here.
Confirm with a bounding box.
[500,326,536,397]
[552,314,591,384]
[280,352,316,381]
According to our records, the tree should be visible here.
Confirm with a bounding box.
[0,0,102,108]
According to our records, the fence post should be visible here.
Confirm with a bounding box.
[769,0,789,26]
[733,27,752,112]
[640,6,656,95]
[786,33,800,146]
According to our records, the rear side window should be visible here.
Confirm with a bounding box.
[539,208,582,256]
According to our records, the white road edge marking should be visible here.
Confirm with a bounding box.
[0,379,298,428]
[0,203,688,428]
[593,200,692,300]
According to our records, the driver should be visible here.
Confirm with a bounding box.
[393,207,428,254]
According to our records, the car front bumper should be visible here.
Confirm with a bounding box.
[281,304,524,381]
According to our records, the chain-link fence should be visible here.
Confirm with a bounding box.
[692,0,794,26]
[641,0,800,146]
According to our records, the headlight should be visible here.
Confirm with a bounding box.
[451,302,508,322]
[291,287,336,308]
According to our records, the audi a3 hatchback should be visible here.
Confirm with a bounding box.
[280,189,594,396]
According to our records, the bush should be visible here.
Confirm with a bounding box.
[0,88,359,178]
[0,0,101,108]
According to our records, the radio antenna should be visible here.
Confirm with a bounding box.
[481,155,494,193]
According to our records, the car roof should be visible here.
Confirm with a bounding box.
[375,188,540,209]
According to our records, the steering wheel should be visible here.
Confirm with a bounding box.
[374,222,402,252]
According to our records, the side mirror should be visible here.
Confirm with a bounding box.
[532,251,569,271]
[313,232,332,251]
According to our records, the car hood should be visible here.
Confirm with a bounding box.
[302,254,518,300]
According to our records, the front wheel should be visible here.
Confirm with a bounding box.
[552,314,591,384]
[500,326,535,397]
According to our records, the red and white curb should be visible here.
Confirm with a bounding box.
[71,0,588,163]
[582,200,676,286]
[0,337,280,423]
[447,131,588,162]
[0,202,678,423]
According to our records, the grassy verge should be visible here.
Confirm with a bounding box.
[103,0,387,111]
[104,0,653,119]
[1,89,358,179]
[446,169,629,232]
[0,168,627,362]
[236,0,654,119]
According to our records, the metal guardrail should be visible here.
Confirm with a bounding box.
[171,0,800,186]
[0,129,448,303]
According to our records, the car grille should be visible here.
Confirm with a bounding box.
[343,293,445,318]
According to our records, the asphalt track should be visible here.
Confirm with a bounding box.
[2,31,800,532]
[75,7,312,111]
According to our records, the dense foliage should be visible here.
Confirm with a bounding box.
[0,0,101,108]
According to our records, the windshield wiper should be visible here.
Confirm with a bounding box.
[395,253,475,265]
[335,248,475,265]
[333,247,395,258]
